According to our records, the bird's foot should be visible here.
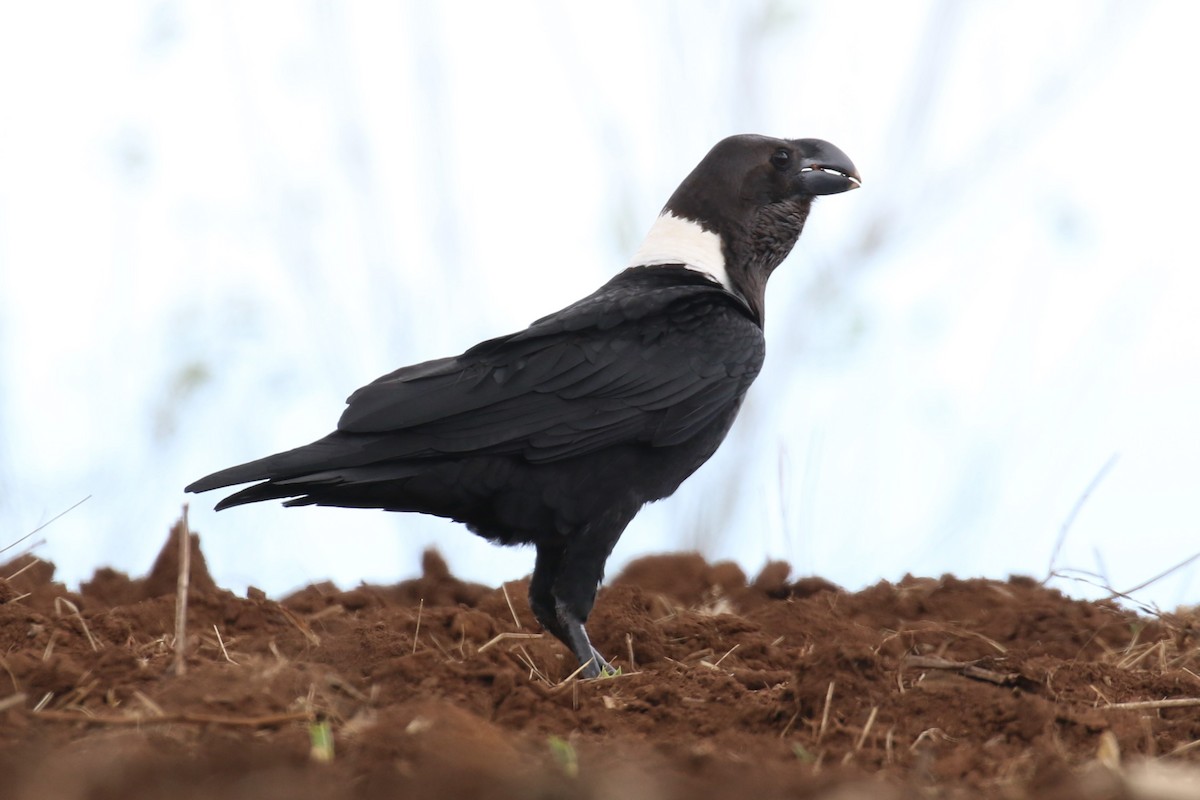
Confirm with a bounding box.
[578,648,618,680]
[557,609,615,679]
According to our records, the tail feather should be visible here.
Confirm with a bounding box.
[184,447,311,494]
[212,480,310,511]
[187,433,432,511]
[185,432,381,494]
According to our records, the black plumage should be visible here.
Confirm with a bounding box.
[187,134,860,677]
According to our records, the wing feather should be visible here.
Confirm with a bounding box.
[189,269,765,499]
[333,280,761,464]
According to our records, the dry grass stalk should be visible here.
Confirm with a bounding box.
[423,630,455,662]
[33,692,53,712]
[42,630,59,661]
[501,583,522,629]
[558,658,595,685]
[34,708,313,727]
[173,506,191,676]
[711,643,740,668]
[1162,738,1200,759]
[0,495,90,559]
[53,597,99,652]
[307,604,345,622]
[55,678,99,711]
[1123,624,1144,655]
[926,624,1007,654]
[1116,640,1166,671]
[855,706,879,751]
[213,625,238,665]
[512,646,551,684]
[6,557,43,582]
[276,604,321,647]
[0,692,27,713]
[324,673,368,703]
[477,631,544,654]
[413,598,424,655]
[779,710,800,739]
[816,681,834,745]
[625,632,637,673]
[910,727,956,751]
[0,658,19,693]
[133,690,166,717]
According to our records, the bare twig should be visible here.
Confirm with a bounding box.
[1116,550,1200,600]
[904,654,1020,685]
[1102,698,1200,711]
[1045,453,1120,582]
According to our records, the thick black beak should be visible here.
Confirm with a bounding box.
[793,138,861,195]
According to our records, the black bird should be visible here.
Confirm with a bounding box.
[187,134,860,678]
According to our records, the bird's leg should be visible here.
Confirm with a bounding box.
[553,598,614,679]
[530,541,615,679]
[529,545,569,642]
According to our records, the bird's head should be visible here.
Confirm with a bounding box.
[676,134,860,208]
[631,134,860,323]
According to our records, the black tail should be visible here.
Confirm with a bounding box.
[185,433,403,510]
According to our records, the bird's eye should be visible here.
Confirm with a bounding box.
[770,149,791,169]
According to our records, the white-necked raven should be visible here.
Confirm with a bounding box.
[187,134,860,678]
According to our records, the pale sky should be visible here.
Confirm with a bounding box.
[1,1,1197,611]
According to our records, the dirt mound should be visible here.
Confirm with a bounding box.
[2,521,1199,799]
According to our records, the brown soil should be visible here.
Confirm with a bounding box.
[2,520,1199,799]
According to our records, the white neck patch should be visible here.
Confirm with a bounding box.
[628,212,732,293]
